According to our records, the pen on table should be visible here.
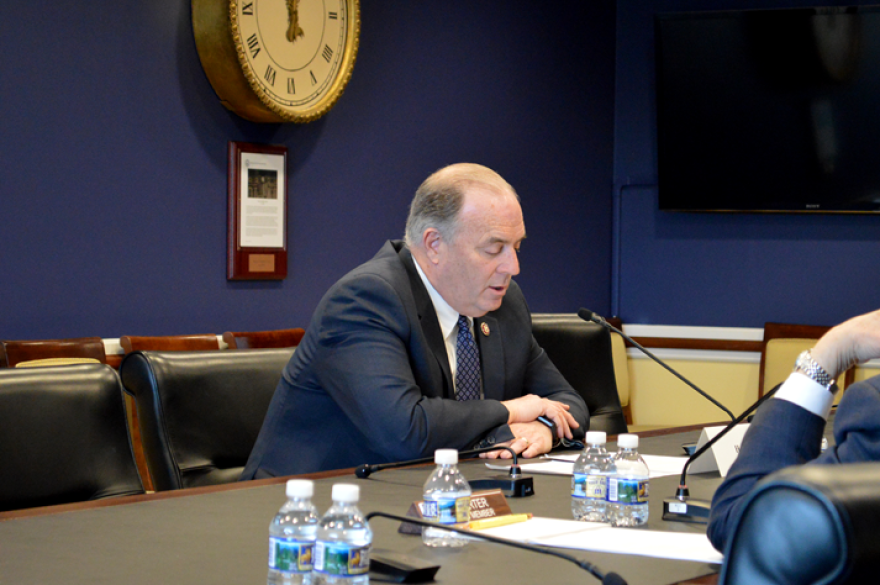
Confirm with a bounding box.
[469,513,532,530]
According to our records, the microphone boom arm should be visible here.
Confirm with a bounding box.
[365,510,628,585]
[579,309,736,421]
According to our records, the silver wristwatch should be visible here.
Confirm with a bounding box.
[794,350,838,393]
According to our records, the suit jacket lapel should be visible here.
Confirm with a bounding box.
[399,246,454,398]
[476,315,504,400]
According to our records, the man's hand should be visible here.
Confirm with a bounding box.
[501,394,579,439]
[812,309,880,379]
[479,421,553,460]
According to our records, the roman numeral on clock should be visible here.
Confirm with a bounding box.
[264,65,276,86]
[322,45,334,63]
[247,34,261,59]
[241,2,254,16]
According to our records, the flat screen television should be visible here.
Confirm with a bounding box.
[655,6,880,213]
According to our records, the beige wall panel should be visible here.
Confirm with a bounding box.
[628,356,759,428]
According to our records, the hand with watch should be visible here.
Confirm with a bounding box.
[794,350,839,395]
[538,415,585,450]
[800,308,880,391]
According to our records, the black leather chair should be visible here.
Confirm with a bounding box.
[119,348,294,491]
[0,364,144,512]
[531,313,628,435]
[720,463,880,585]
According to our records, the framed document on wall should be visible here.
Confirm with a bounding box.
[227,141,288,280]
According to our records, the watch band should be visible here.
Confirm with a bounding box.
[794,350,838,393]
[537,415,561,448]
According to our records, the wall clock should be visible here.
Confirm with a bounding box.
[193,0,360,123]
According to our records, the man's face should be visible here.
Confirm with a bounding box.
[430,187,525,317]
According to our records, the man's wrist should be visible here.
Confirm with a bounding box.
[794,350,838,393]
[776,372,836,420]
[536,415,560,448]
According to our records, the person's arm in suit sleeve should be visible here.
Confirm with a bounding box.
[477,287,589,458]
[311,272,512,462]
[706,383,826,552]
[474,336,589,453]
[708,308,880,552]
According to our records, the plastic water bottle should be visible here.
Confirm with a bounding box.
[422,449,472,547]
[268,479,319,585]
[571,431,615,522]
[607,433,650,527]
[313,484,372,585]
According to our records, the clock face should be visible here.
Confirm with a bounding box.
[228,0,358,122]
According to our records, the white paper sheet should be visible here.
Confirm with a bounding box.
[488,454,688,478]
[476,517,723,564]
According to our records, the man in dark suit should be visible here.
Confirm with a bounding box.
[708,308,880,552]
[241,163,588,478]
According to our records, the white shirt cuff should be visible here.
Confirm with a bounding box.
[774,372,835,420]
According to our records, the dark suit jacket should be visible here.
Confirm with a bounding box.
[241,240,588,478]
[707,375,880,552]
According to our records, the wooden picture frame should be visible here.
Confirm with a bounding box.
[227,141,288,280]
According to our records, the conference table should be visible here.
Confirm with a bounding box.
[0,426,723,585]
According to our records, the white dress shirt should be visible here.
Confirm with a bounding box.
[775,372,836,420]
[412,257,482,398]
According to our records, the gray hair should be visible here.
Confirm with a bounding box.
[404,163,518,247]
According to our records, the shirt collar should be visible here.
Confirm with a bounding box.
[412,255,461,341]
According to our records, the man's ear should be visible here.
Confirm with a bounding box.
[422,228,443,264]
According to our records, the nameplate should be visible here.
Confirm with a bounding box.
[399,489,511,534]
[688,423,750,477]
[248,253,275,272]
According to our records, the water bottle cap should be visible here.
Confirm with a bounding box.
[434,449,458,465]
[331,483,360,503]
[617,433,639,449]
[285,479,314,499]
[585,431,607,445]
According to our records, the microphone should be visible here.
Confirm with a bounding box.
[577,308,741,523]
[366,510,629,585]
[356,445,536,497]
[577,309,736,421]
[661,385,780,523]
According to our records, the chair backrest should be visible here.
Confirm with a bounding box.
[118,348,294,491]
[608,330,631,422]
[120,334,220,353]
[720,462,880,585]
[222,327,305,349]
[759,323,855,397]
[2,337,107,367]
[531,313,628,435]
[0,364,144,512]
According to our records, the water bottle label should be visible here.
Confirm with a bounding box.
[571,473,587,499]
[423,496,470,524]
[585,475,608,500]
[608,478,648,504]
[268,536,314,573]
[314,542,370,577]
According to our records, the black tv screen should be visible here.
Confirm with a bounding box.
[655,6,880,213]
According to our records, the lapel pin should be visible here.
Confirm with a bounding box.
[480,322,490,336]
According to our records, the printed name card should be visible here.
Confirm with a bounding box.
[400,489,511,534]
[688,423,750,477]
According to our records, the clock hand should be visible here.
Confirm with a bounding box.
[286,0,305,43]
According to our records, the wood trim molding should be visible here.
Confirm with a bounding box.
[627,337,763,353]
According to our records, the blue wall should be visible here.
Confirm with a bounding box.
[0,1,615,340]
[614,0,880,328]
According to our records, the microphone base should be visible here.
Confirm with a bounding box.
[470,475,535,497]
[662,497,710,524]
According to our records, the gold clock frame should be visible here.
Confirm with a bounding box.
[192,0,360,123]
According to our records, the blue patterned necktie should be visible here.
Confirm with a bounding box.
[455,315,481,401]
